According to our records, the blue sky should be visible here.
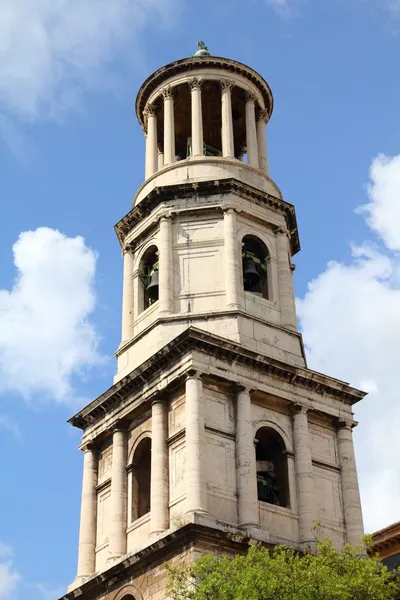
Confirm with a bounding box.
[1,1,400,598]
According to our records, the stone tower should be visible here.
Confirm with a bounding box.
[63,45,365,600]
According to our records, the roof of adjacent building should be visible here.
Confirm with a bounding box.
[370,520,400,571]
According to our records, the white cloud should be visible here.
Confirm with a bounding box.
[297,154,400,532]
[32,583,66,600]
[0,227,105,404]
[358,154,400,252]
[0,0,182,125]
[264,0,298,16]
[0,415,22,440]
[0,543,21,599]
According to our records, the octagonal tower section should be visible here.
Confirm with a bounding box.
[115,53,305,383]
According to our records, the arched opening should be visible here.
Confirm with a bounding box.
[242,235,269,299]
[121,596,135,600]
[131,437,151,520]
[255,427,289,508]
[139,245,159,312]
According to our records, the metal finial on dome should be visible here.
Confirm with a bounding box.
[194,41,210,57]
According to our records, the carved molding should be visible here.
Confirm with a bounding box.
[257,108,270,123]
[334,418,353,431]
[188,77,202,90]
[220,78,235,92]
[245,91,258,104]
[143,103,156,118]
[161,85,175,100]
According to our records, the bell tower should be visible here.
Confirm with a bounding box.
[62,44,365,600]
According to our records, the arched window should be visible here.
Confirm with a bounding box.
[242,235,269,299]
[139,245,159,312]
[255,427,289,508]
[131,437,151,520]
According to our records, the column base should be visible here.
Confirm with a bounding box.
[184,508,210,519]
[106,553,124,566]
[149,527,168,538]
[239,521,260,529]
[299,540,317,552]
[226,303,241,310]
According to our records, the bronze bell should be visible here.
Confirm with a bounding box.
[243,257,261,290]
[146,269,159,301]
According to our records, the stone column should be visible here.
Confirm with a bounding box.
[75,444,98,581]
[235,387,259,527]
[109,424,127,559]
[158,215,173,315]
[257,109,269,176]
[121,250,134,343]
[221,80,235,158]
[185,372,208,515]
[189,79,203,156]
[163,87,175,165]
[292,405,316,548]
[150,399,169,534]
[223,208,240,309]
[276,228,297,331]
[157,147,164,170]
[336,420,364,546]
[145,104,158,179]
[245,93,259,169]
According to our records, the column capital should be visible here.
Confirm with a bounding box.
[220,78,235,92]
[232,383,250,395]
[257,108,270,124]
[185,369,203,381]
[222,205,238,215]
[144,103,157,118]
[188,77,203,90]
[159,212,174,223]
[161,85,175,100]
[245,91,257,104]
[151,391,169,406]
[112,419,130,434]
[290,403,309,416]
[81,441,99,453]
[275,225,289,236]
[334,418,354,431]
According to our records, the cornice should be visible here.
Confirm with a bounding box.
[114,177,300,256]
[68,327,366,431]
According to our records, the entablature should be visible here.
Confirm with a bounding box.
[69,328,365,438]
[114,178,299,255]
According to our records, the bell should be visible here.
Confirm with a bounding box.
[146,269,159,301]
[243,257,261,290]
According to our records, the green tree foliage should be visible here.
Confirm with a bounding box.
[167,538,400,600]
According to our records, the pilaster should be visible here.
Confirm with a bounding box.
[292,404,316,549]
[74,443,98,584]
[108,422,128,560]
[235,386,259,528]
[158,215,174,315]
[223,207,241,309]
[150,398,169,535]
[336,419,364,546]
[184,371,208,516]
[121,250,134,343]
[276,227,297,331]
